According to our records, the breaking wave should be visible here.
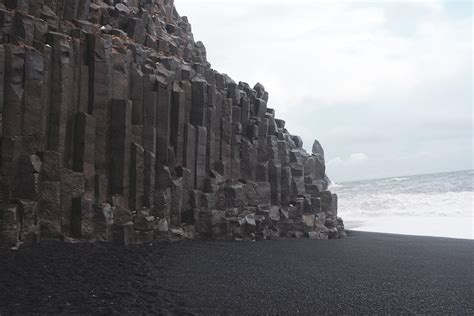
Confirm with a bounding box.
[385,177,409,182]
[328,182,343,189]
[333,170,473,239]
[338,191,472,218]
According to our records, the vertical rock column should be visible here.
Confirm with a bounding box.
[109,99,132,207]
[156,77,171,165]
[279,140,291,206]
[23,46,46,153]
[195,126,207,191]
[130,65,144,145]
[190,79,208,189]
[2,44,25,210]
[183,123,196,190]
[129,142,144,211]
[143,74,157,154]
[76,32,90,115]
[190,78,207,127]
[0,205,20,248]
[241,138,257,181]
[0,45,5,117]
[47,32,74,167]
[170,82,185,167]
[73,113,95,199]
[39,151,62,239]
[88,34,112,202]
[143,151,156,210]
[3,45,24,139]
[205,85,216,173]
[231,104,242,181]
[220,98,232,179]
[213,91,223,170]
[269,160,282,206]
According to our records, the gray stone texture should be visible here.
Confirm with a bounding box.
[109,99,132,206]
[0,0,345,247]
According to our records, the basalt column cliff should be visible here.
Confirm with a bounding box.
[0,0,345,248]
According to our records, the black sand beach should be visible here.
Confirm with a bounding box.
[1,231,472,315]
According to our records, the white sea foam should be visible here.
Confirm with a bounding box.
[385,177,409,182]
[339,191,473,218]
[343,216,474,239]
[329,182,343,189]
[334,170,474,239]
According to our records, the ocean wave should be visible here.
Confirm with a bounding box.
[336,170,473,239]
[329,182,343,189]
[385,177,409,182]
[338,191,473,218]
[343,216,473,239]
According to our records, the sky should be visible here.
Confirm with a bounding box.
[176,0,473,182]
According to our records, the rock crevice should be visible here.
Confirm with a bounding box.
[0,0,345,248]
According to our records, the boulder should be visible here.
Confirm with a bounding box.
[133,212,155,231]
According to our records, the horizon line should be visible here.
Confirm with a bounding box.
[333,168,473,184]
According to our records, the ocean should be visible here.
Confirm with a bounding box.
[332,170,474,239]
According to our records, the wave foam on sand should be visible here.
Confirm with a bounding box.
[334,171,473,239]
[341,191,473,239]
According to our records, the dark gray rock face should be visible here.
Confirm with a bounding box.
[0,0,345,248]
[312,140,325,157]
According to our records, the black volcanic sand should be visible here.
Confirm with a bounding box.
[1,232,473,315]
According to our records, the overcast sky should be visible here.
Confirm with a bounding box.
[176,0,472,182]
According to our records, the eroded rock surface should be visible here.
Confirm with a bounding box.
[0,0,345,248]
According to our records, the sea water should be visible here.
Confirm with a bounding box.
[332,170,474,239]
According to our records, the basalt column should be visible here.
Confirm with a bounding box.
[0,0,345,248]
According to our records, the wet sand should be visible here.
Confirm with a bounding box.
[1,231,472,314]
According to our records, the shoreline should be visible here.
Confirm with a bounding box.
[344,216,474,240]
[1,231,472,314]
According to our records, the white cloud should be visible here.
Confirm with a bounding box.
[328,157,344,167]
[349,153,370,164]
[179,0,469,109]
[177,0,472,181]
[329,153,369,167]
